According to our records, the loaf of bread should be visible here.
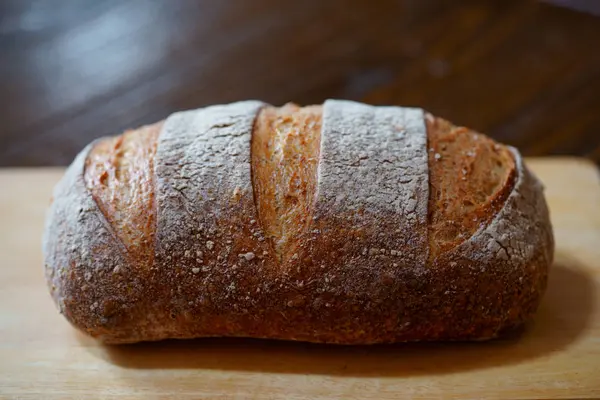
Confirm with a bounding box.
[43,100,553,344]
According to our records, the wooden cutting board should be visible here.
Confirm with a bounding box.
[0,158,599,400]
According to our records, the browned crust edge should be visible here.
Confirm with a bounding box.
[43,143,152,341]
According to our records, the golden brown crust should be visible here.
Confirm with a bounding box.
[84,123,161,265]
[426,114,516,258]
[251,104,322,262]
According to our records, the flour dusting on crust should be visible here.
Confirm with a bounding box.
[315,99,429,266]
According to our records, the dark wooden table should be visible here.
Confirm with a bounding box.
[1,0,599,166]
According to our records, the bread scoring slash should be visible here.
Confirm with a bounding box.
[43,100,553,344]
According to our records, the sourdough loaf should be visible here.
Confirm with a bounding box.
[43,100,553,344]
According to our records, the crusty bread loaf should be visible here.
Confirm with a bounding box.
[43,100,553,344]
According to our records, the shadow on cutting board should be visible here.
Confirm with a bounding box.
[86,253,595,377]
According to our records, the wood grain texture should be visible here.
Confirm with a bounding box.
[0,158,599,399]
[0,0,599,166]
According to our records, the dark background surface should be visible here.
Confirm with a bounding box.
[1,0,599,166]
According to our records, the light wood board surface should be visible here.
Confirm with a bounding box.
[0,158,599,399]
